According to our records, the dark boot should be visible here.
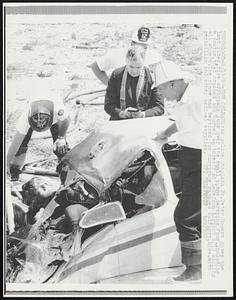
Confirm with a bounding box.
[174,239,202,281]
[174,265,201,281]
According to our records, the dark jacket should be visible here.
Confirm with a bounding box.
[104,66,164,120]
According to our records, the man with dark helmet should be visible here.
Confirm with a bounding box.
[7,98,71,181]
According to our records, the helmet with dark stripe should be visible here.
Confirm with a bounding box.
[28,100,54,132]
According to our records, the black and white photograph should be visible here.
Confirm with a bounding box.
[3,3,233,297]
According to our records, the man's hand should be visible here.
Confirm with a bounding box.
[130,111,145,119]
[153,131,168,142]
[153,122,177,142]
[53,137,68,155]
[119,109,132,119]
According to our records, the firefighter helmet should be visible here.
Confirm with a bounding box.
[28,100,54,132]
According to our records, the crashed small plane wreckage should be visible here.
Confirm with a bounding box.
[6,116,182,284]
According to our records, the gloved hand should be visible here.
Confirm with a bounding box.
[53,137,68,155]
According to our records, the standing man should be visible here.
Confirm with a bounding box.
[104,46,164,120]
[90,26,162,86]
[7,97,71,181]
[153,60,202,281]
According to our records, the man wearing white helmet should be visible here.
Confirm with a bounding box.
[90,26,162,86]
[154,60,202,281]
[7,97,71,181]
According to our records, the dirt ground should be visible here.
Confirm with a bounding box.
[6,21,202,166]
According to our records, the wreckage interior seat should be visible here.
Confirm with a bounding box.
[105,149,157,216]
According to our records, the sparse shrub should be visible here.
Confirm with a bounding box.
[7,65,17,79]
[22,44,33,51]
[36,71,53,78]
[69,74,82,80]
[43,60,56,66]
[69,83,79,89]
